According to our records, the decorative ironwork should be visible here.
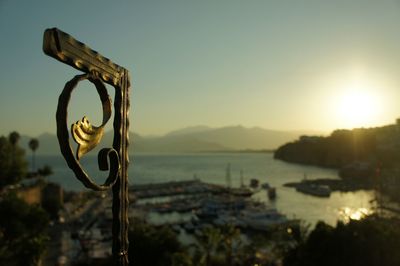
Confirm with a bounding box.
[43,28,131,265]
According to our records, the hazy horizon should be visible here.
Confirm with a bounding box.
[2,1,400,136]
[7,123,331,139]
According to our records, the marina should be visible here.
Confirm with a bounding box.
[132,179,296,234]
[44,152,376,226]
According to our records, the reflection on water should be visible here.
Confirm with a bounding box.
[338,207,373,223]
[253,188,376,226]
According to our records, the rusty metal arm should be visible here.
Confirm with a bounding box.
[43,28,131,266]
[43,27,124,87]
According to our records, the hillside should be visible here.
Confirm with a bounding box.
[274,121,400,169]
[185,126,301,150]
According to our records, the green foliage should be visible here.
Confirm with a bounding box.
[8,131,20,147]
[283,216,400,266]
[41,196,61,220]
[192,225,254,266]
[171,252,193,266]
[0,137,13,183]
[128,218,185,266]
[0,193,49,266]
[193,227,224,266]
[41,183,63,220]
[0,135,28,188]
[219,225,244,266]
[28,138,39,172]
[28,138,39,152]
[38,165,53,177]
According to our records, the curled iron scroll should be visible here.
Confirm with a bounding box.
[56,73,120,191]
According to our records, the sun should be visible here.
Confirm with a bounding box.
[335,84,381,128]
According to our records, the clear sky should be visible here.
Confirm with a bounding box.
[1,0,400,137]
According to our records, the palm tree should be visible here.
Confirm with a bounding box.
[5,131,27,183]
[220,224,242,266]
[29,138,39,172]
[193,227,223,266]
[8,131,20,147]
[8,131,20,175]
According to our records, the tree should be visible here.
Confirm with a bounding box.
[38,165,53,177]
[171,252,193,266]
[193,227,223,266]
[220,225,242,266]
[41,183,62,220]
[0,193,49,266]
[8,131,20,147]
[128,218,186,266]
[283,216,400,266]
[0,135,27,188]
[8,131,26,181]
[28,138,39,172]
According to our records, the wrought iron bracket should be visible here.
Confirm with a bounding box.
[43,28,130,265]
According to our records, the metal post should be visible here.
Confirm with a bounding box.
[43,28,130,265]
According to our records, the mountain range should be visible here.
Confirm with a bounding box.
[18,125,325,155]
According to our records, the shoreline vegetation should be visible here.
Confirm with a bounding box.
[284,178,373,193]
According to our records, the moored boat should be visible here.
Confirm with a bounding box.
[261,183,270,189]
[230,187,253,197]
[250,178,259,188]
[295,182,331,197]
[268,187,276,200]
[238,208,288,231]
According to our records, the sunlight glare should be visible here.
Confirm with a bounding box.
[336,80,381,128]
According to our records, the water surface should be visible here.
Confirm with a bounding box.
[34,152,376,226]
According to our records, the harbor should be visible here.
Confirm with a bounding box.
[131,179,295,234]
[45,152,377,226]
[48,178,296,265]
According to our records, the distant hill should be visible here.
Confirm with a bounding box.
[165,125,213,137]
[18,125,322,155]
[20,131,144,155]
[182,125,303,150]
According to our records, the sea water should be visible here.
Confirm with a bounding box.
[33,152,376,226]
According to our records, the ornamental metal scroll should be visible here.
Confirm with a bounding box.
[43,28,130,266]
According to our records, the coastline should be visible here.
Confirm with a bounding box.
[284,178,374,193]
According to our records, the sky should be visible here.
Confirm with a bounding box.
[1,0,400,137]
